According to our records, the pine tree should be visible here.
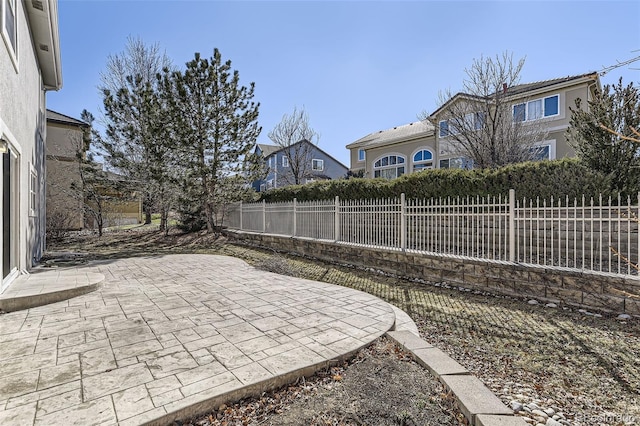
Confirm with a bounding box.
[166,49,261,232]
[568,78,640,194]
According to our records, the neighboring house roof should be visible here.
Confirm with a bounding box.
[502,72,599,97]
[256,140,349,170]
[46,109,88,127]
[429,72,599,118]
[346,121,435,150]
[25,0,62,90]
[255,143,280,157]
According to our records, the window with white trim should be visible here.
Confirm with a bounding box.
[439,157,474,169]
[529,140,556,161]
[373,154,406,179]
[29,166,37,216]
[358,149,365,162]
[412,149,434,172]
[513,95,559,122]
[1,0,17,61]
[438,120,449,137]
[312,159,324,171]
[282,156,289,167]
[439,113,484,137]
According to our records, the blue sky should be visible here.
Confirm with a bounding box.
[48,0,640,167]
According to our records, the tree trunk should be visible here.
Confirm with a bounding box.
[204,201,214,233]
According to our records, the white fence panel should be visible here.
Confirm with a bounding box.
[339,198,402,249]
[406,195,510,261]
[225,191,640,276]
[265,201,294,235]
[516,194,640,274]
[296,199,336,240]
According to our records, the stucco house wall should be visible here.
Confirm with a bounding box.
[434,77,596,164]
[45,112,88,231]
[0,0,62,291]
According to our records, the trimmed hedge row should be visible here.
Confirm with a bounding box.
[260,159,621,202]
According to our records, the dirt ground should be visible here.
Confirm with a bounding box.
[183,338,463,426]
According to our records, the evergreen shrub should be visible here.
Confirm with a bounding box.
[260,159,619,203]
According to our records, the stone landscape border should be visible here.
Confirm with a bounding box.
[386,330,526,426]
[227,231,640,315]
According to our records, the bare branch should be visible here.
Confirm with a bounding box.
[268,106,320,185]
[599,124,640,143]
[427,51,547,168]
[599,54,640,76]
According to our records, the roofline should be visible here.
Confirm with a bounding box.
[428,72,600,119]
[346,130,435,150]
[46,109,89,128]
[263,139,349,170]
[428,92,484,119]
[25,0,62,90]
[346,122,435,150]
[503,72,600,101]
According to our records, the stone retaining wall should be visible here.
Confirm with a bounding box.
[227,231,640,315]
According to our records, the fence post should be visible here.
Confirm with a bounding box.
[239,201,243,230]
[335,196,340,242]
[262,200,266,233]
[293,198,297,237]
[401,193,407,251]
[509,189,515,262]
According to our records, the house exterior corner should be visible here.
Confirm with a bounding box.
[1,0,62,292]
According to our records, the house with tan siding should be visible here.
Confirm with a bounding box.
[346,72,599,178]
[46,110,143,231]
[45,109,88,230]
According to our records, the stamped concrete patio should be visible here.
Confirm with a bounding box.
[0,254,396,426]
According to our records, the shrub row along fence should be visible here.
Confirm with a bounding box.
[224,190,640,277]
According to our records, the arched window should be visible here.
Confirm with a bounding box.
[412,149,434,172]
[373,154,406,179]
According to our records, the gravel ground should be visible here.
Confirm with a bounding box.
[47,229,640,426]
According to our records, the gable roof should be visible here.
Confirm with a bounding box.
[257,140,348,170]
[46,109,88,127]
[255,143,280,157]
[430,72,599,118]
[346,121,434,150]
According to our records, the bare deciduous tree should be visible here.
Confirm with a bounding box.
[99,36,174,225]
[420,52,549,169]
[66,111,120,237]
[268,106,320,185]
[99,35,172,95]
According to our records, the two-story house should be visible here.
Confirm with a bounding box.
[45,109,88,230]
[253,139,349,192]
[347,72,600,178]
[46,109,144,231]
[1,0,62,291]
